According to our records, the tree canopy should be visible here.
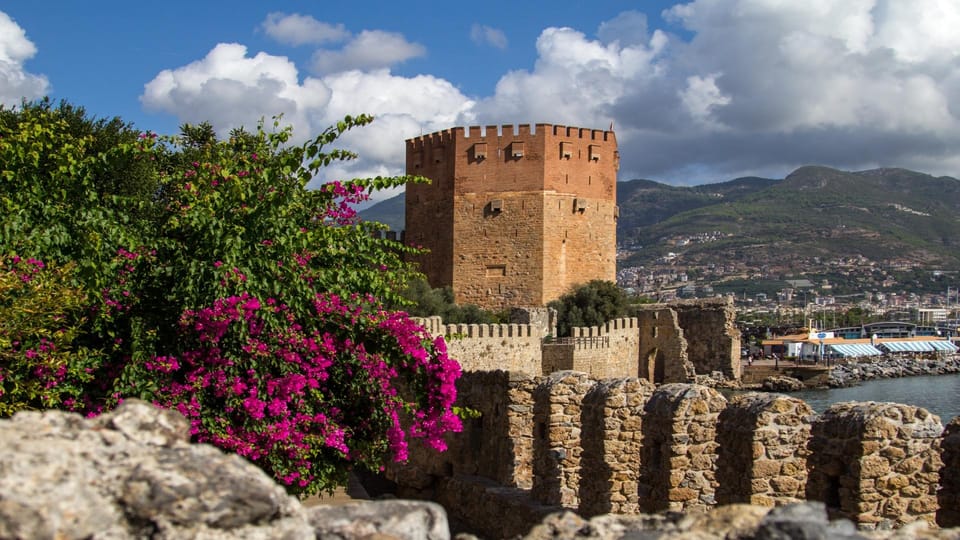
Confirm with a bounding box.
[547,280,630,337]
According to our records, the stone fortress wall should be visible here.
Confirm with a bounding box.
[416,297,741,384]
[387,372,958,540]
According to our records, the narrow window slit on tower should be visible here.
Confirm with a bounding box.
[486,264,507,277]
[473,142,487,161]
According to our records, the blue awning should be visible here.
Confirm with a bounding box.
[880,341,929,352]
[929,340,958,352]
[878,340,955,352]
[828,344,883,357]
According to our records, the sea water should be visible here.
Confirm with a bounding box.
[787,373,960,422]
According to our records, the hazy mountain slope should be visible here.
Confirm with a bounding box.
[617,176,777,233]
[624,166,960,267]
[358,193,405,232]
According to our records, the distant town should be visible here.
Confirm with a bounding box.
[617,236,960,336]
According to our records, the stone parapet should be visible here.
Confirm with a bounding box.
[940,417,960,527]
[638,384,727,513]
[531,371,596,508]
[716,393,815,506]
[807,401,943,529]
[579,377,655,517]
[384,371,960,534]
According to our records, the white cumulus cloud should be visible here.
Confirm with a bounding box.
[473,24,668,130]
[311,30,425,74]
[140,43,473,196]
[472,0,960,183]
[140,0,960,190]
[260,13,350,46]
[141,43,332,141]
[0,11,49,106]
[470,24,508,50]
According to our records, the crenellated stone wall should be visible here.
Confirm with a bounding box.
[417,298,739,384]
[806,401,943,529]
[941,417,960,527]
[716,393,814,506]
[384,372,959,537]
[414,316,545,373]
[566,318,640,379]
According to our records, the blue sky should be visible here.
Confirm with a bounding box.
[3,1,960,192]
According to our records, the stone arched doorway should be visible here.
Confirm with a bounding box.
[644,348,666,384]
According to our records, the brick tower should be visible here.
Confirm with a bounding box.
[405,123,618,310]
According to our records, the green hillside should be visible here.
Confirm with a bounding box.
[616,176,777,239]
[622,166,960,268]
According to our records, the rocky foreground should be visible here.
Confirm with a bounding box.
[2,400,960,540]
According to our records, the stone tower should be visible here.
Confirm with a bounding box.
[405,123,618,310]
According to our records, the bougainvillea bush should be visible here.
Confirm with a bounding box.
[0,104,462,495]
[140,292,461,494]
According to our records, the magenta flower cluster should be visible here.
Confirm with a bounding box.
[141,291,461,491]
[319,180,369,225]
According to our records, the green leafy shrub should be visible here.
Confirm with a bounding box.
[548,280,629,337]
[398,277,500,323]
[0,257,100,415]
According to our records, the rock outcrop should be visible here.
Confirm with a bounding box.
[506,502,959,539]
[761,375,805,392]
[0,400,448,540]
[828,356,960,388]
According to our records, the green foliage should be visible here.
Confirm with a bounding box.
[398,277,499,323]
[0,98,152,285]
[548,280,629,337]
[0,258,100,415]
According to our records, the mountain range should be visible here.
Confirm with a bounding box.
[359,166,960,274]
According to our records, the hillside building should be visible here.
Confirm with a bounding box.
[404,123,618,310]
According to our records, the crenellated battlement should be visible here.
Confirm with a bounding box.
[413,318,539,339]
[406,123,616,152]
[405,127,463,152]
[413,300,738,384]
[386,372,957,539]
[571,317,638,340]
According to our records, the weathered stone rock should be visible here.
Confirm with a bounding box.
[308,500,449,540]
[762,376,805,392]
[754,502,865,540]
[0,401,314,539]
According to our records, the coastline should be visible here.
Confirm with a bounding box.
[826,354,960,388]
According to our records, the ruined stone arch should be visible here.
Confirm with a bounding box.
[644,347,666,384]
